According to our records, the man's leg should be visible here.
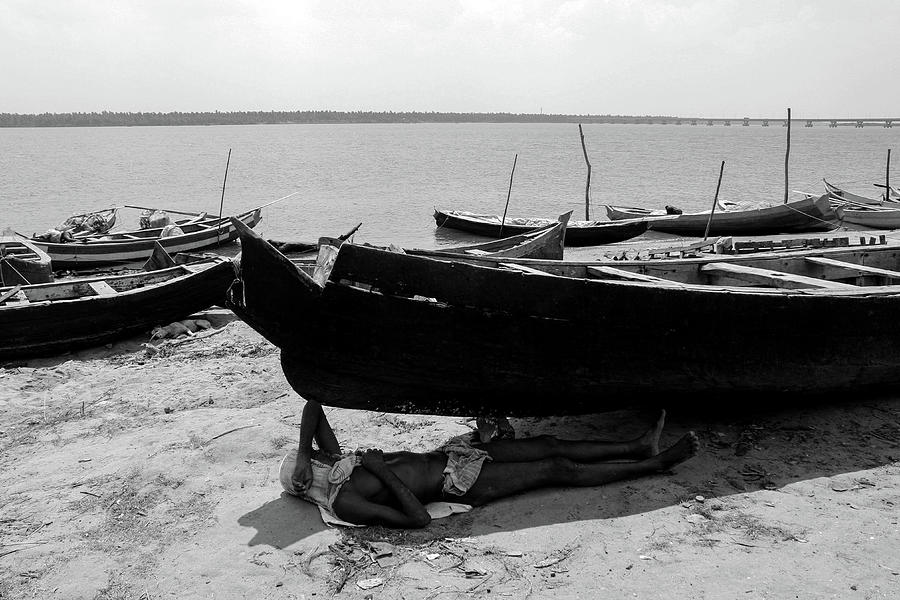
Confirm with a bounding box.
[457,432,699,506]
[477,411,667,463]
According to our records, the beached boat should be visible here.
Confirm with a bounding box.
[433,209,648,246]
[30,208,262,269]
[228,219,900,417]
[0,254,235,360]
[824,179,900,206]
[604,194,838,236]
[0,233,53,285]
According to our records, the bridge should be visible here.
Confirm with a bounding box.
[600,117,898,128]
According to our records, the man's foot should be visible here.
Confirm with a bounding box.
[652,431,700,470]
[635,410,666,458]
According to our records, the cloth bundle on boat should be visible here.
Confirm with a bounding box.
[141,210,172,230]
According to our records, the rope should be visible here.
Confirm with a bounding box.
[779,201,844,231]
[0,257,30,286]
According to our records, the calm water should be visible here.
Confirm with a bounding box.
[2,123,899,254]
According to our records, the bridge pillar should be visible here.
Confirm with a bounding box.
[885,121,893,128]
[742,117,750,126]
[805,120,814,127]
[723,120,731,126]
[829,121,838,127]
[856,120,864,128]
[762,120,769,126]
[782,120,788,127]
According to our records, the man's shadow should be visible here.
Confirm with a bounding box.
[238,492,331,549]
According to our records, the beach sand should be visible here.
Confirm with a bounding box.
[2,308,899,599]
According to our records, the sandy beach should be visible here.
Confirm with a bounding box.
[2,308,899,599]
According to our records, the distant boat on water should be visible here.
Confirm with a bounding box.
[433,209,648,246]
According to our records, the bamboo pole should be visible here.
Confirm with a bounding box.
[217,148,232,244]
[703,161,726,241]
[499,154,518,238]
[579,124,592,220]
[886,148,892,202]
[783,108,791,204]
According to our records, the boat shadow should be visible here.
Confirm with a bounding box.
[236,393,900,546]
[459,394,900,536]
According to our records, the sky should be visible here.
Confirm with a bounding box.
[2,0,899,117]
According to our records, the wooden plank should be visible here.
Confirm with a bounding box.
[499,263,553,276]
[804,256,900,280]
[587,265,679,284]
[0,285,22,304]
[88,281,118,296]
[701,262,857,289]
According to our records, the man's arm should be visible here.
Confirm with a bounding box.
[333,450,431,528]
[293,401,341,492]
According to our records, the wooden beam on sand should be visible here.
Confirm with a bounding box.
[701,262,856,289]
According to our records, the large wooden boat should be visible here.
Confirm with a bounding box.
[604,194,838,236]
[433,209,648,246]
[0,233,53,285]
[227,219,900,417]
[0,254,235,360]
[30,208,261,269]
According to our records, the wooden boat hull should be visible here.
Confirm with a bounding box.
[433,209,648,246]
[838,207,900,229]
[604,195,838,236]
[0,257,235,360]
[32,209,261,269]
[229,222,900,417]
[0,237,53,285]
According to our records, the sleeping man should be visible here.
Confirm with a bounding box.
[281,401,699,528]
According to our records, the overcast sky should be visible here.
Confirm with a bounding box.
[2,0,898,117]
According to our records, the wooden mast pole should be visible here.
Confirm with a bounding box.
[886,148,892,202]
[703,161,726,240]
[579,124,592,220]
[783,108,791,204]
[217,148,232,245]
[499,153,518,238]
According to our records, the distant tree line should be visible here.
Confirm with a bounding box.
[0,110,673,128]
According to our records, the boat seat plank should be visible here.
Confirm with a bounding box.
[587,265,678,283]
[499,263,552,276]
[0,285,22,304]
[803,256,900,280]
[701,262,856,289]
[88,281,118,296]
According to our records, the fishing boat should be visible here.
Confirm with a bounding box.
[433,209,648,246]
[0,232,53,285]
[0,253,235,360]
[824,179,900,206]
[228,219,900,417]
[30,208,262,269]
[604,194,838,236]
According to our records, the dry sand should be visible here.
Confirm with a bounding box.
[2,308,899,599]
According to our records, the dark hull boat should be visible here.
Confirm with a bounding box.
[31,209,262,269]
[0,235,53,285]
[0,255,234,360]
[604,194,838,236]
[228,219,900,417]
[433,209,648,246]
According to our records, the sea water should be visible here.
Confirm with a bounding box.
[1,122,899,254]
